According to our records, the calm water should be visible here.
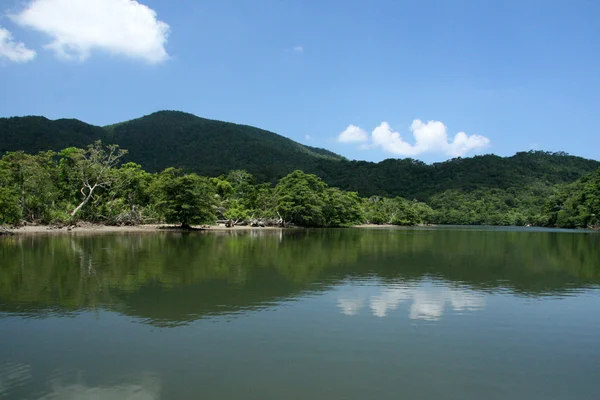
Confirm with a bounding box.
[1,227,599,399]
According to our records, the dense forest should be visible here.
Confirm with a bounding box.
[0,142,598,229]
[1,111,598,200]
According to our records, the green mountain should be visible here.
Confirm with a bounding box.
[1,110,598,200]
[0,116,106,152]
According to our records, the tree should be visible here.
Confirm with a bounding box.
[324,188,363,227]
[0,173,19,225]
[211,170,259,222]
[100,162,154,225]
[254,183,278,219]
[60,141,128,219]
[152,168,216,228]
[0,151,58,223]
[276,170,327,226]
[548,167,600,228]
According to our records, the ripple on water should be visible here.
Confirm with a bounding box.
[0,362,32,398]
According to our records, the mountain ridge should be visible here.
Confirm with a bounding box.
[1,110,598,200]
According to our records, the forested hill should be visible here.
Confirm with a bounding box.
[1,110,598,199]
[103,111,346,176]
[0,111,346,181]
[324,151,600,199]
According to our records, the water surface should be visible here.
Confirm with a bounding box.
[1,228,599,399]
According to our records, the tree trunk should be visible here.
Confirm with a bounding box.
[71,187,95,218]
[20,183,25,221]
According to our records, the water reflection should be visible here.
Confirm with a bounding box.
[39,373,160,400]
[1,229,600,400]
[0,228,598,326]
[338,280,486,320]
[0,363,31,397]
[0,362,160,400]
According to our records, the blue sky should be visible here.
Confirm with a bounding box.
[1,0,598,163]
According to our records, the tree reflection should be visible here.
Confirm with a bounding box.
[0,229,598,325]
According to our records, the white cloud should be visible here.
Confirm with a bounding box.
[0,26,36,62]
[11,0,170,63]
[372,122,418,156]
[341,120,490,158]
[337,124,369,143]
[293,45,304,53]
[305,134,311,141]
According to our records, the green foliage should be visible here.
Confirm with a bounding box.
[273,171,365,227]
[429,189,534,226]
[152,168,216,227]
[363,196,433,226]
[324,188,363,227]
[254,184,278,219]
[57,141,128,219]
[0,116,104,154]
[544,168,600,228]
[104,111,346,181]
[224,200,250,221]
[0,131,598,229]
[276,170,328,227]
[103,162,154,225]
[0,150,58,224]
[0,186,19,225]
[2,112,597,200]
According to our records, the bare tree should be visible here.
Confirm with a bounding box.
[69,141,127,218]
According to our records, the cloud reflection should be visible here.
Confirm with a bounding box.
[336,281,486,320]
[338,297,365,316]
[409,290,447,321]
[40,375,161,400]
[0,363,160,400]
[370,287,412,317]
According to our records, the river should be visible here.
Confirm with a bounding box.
[1,227,599,399]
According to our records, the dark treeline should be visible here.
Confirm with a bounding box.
[2,111,599,201]
[0,142,599,229]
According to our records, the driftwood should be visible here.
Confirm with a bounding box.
[0,225,13,236]
[216,217,286,228]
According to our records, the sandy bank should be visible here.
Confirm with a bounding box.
[1,223,437,235]
[3,224,286,235]
[353,224,435,228]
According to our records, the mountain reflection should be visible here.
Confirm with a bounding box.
[337,281,486,320]
[0,228,598,326]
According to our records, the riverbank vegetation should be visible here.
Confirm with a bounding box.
[0,142,598,229]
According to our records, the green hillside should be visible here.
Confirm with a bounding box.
[104,111,345,180]
[322,151,600,199]
[0,116,105,153]
[1,110,598,200]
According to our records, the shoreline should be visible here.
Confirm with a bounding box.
[2,224,287,235]
[1,223,596,236]
[2,223,416,235]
